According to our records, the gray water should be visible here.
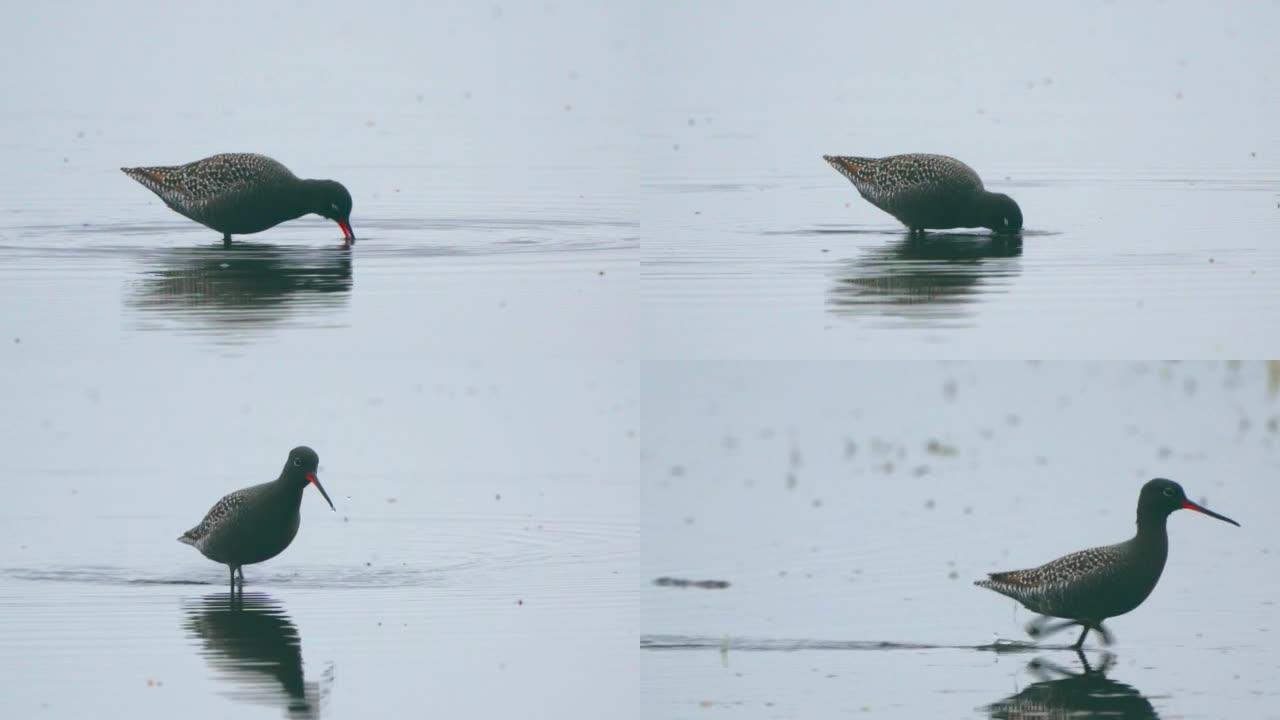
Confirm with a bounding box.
[640,2,1280,358]
[3,1,1279,718]
[1,3,634,718]
[641,361,1280,718]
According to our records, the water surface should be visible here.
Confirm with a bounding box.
[641,361,1280,718]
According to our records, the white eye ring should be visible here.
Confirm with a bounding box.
[331,203,339,211]
[292,458,303,467]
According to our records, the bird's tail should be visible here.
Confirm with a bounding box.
[177,533,196,546]
[121,166,175,198]
[822,155,875,184]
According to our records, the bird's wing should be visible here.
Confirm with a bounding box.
[978,543,1128,618]
[179,489,247,543]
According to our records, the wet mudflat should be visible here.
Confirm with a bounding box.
[641,362,1280,718]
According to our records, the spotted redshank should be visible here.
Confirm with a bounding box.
[823,153,1022,235]
[179,446,335,592]
[975,478,1239,648]
[122,153,355,247]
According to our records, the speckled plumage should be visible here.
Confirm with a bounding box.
[975,540,1160,621]
[823,153,1022,233]
[123,153,355,246]
[179,446,334,591]
[975,478,1238,648]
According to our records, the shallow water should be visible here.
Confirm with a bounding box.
[1,4,636,718]
[639,361,1280,718]
[640,0,1280,359]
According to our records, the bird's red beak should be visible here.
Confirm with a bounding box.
[306,472,336,511]
[336,219,355,247]
[1181,499,1239,527]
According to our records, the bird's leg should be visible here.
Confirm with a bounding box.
[236,566,245,587]
[1026,616,1078,640]
[228,565,235,594]
[1095,623,1114,646]
[222,233,232,248]
[1073,648,1092,673]
[1071,625,1090,650]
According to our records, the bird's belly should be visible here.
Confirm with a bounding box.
[197,512,301,566]
[1038,574,1161,621]
[883,191,981,229]
[178,194,299,235]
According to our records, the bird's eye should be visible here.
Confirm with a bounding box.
[1162,487,1175,497]
[292,458,303,467]
[331,203,339,211]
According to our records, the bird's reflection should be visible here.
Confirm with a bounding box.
[126,242,352,338]
[985,651,1158,719]
[827,234,1022,322]
[184,592,329,718]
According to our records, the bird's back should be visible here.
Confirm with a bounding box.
[179,479,302,565]
[824,154,983,204]
[823,153,991,229]
[122,153,297,231]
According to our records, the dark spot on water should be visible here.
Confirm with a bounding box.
[925,439,957,457]
[924,499,936,510]
[654,577,730,589]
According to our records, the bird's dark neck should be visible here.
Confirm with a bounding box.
[1135,511,1171,544]
[291,179,328,214]
[271,474,306,501]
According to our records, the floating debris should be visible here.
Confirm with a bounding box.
[653,577,731,590]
